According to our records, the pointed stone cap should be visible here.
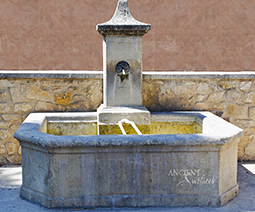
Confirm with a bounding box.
[97,0,151,36]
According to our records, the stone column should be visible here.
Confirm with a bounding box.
[96,0,151,126]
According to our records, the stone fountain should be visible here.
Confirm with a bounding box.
[14,0,243,209]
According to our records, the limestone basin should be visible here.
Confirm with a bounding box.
[14,111,243,208]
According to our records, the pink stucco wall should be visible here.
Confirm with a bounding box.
[0,0,254,71]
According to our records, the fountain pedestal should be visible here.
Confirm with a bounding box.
[96,0,151,126]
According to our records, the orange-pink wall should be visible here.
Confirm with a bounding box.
[0,0,254,71]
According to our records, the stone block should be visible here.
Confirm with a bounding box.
[0,147,6,154]
[244,141,255,157]
[14,103,32,112]
[213,102,226,110]
[66,101,89,111]
[238,135,254,158]
[7,155,21,164]
[220,81,236,90]
[2,114,20,122]
[207,91,225,102]
[9,87,21,103]
[243,91,255,103]
[0,129,11,139]
[248,107,255,119]
[234,119,255,129]
[195,94,205,101]
[226,103,247,118]
[226,90,241,101]
[0,89,8,101]
[193,102,209,110]
[5,142,18,155]
[239,81,252,92]
[35,101,55,111]
[197,82,212,93]
[0,103,10,113]
[23,85,50,100]
[54,92,71,105]
[0,122,9,128]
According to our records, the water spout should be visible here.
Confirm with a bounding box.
[118,118,142,135]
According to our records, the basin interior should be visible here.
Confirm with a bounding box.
[45,114,202,136]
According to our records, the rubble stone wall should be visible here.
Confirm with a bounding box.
[1,71,255,165]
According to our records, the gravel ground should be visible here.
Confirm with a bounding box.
[0,162,254,212]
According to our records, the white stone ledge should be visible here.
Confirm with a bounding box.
[143,71,255,80]
[1,70,255,80]
[0,70,103,79]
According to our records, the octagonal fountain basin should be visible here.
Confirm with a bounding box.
[14,111,242,208]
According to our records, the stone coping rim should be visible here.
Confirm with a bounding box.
[14,111,243,149]
[1,71,255,79]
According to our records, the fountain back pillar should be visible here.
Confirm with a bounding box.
[96,0,151,127]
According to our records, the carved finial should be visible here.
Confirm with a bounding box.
[97,0,151,36]
[109,0,134,24]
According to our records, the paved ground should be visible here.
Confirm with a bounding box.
[0,162,255,212]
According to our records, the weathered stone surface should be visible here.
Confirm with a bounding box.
[2,114,20,122]
[5,142,17,155]
[73,94,85,101]
[14,103,32,112]
[0,73,255,163]
[54,92,71,105]
[66,101,89,111]
[52,86,61,91]
[193,102,209,110]
[226,103,247,118]
[173,85,189,96]
[9,87,21,102]
[27,79,37,84]
[220,81,236,90]
[238,135,254,158]
[0,156,8,166]
[6,155,21,164]
[195,94,205,101]
[226,90,242,101]
[68,86,78,91]
[239,81,252,92]
[197,82,212,93]
[97,0,151,36]
[55,104,66,111]
[0,103,10,113]
[15,112,241,208]
[244,141,255,158]
[248,107,255,119]
[0,80,14,87]
[23,85,50,100]
[207,91,225,102]
[233,119,255,129]
[0,89,8,101]
[0,129,11,139]
[0,147,6,154]
[213,102,226,110]
[243,91,255,103]
[0,122,8,128]
[35,101,55,111]
[21,114,29,122]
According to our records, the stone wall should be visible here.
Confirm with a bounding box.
[143,72,255,161]
[0,71,103,165]
[1,71,255,165]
